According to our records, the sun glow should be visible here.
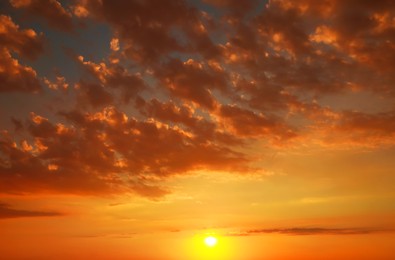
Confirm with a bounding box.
[187,233,236,260]
[204,236,218,247]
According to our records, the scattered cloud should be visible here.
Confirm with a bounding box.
[0,15,43,92]
[1,0,395,198]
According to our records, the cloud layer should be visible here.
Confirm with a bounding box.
[1,0,395,197]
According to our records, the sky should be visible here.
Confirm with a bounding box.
[1,0,395,259]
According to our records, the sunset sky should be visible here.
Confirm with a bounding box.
[1,0,395,259]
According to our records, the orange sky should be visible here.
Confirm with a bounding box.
[1,0,395,259]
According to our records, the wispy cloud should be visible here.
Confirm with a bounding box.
[0,202,63,219]
[227,227,392,236]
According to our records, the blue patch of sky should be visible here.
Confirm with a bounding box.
[186,0,229,46]
[3,1,113,84]
[0,3,114,128]
[248,0,269,19]
[187,0,269,21]
[185,0,270,49]
[29,19,112,84]
[187,0,225,17]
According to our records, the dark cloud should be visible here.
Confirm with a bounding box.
[228,227,387,236]
[75,80,114,108]
[77,56,147,103]
[79,0,206,63]
[9,0,74,32]
[0,14,44,60]
[0,48,41,92]
[0,202,62,219]
[218,104,297,140]
[0,105,251,197]
[1,0,395,198]
[154,58,228,110]
[0,15,42,92]
[202,0,260,17]
[139,98,242,146]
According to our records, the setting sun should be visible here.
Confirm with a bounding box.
[204,236,218,247]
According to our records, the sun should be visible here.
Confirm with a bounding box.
[204,236,218,247]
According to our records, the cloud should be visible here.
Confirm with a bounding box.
[228,227,388,236]
[0,48,41,92]
[75,80,113,108]
[218,104,297,140]
[138,98,242,146]
[0,15,42,92]
[129,181,170,199]
[2,0,395,198]
[0,105,251,197]
[154,58,228,110]
[9,0,74,32]
[202,0,260,17]
[0,15,44,60]
[0,202,62,219]
[75,232,137,239]
[43,76,69,91]
[77,55,147,103]
[78,0,220,63]
[320,110,395,147]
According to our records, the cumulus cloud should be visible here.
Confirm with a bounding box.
[154,58,228,110]
[0,48,41,92]
[0,15,43,92]
[77,55,146,103]
[0,15,44,59]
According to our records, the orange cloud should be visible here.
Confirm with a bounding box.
[0,103,251,196]
[218,104,297,141]
[77,55,146,103]
[154,58,228,110]
[323,111,395,147]
[0,48,41,92]
[0,15,44,59]
[2,0,395,198]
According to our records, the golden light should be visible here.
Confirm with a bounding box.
[186,233,237,260]
[204,236,218,247]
